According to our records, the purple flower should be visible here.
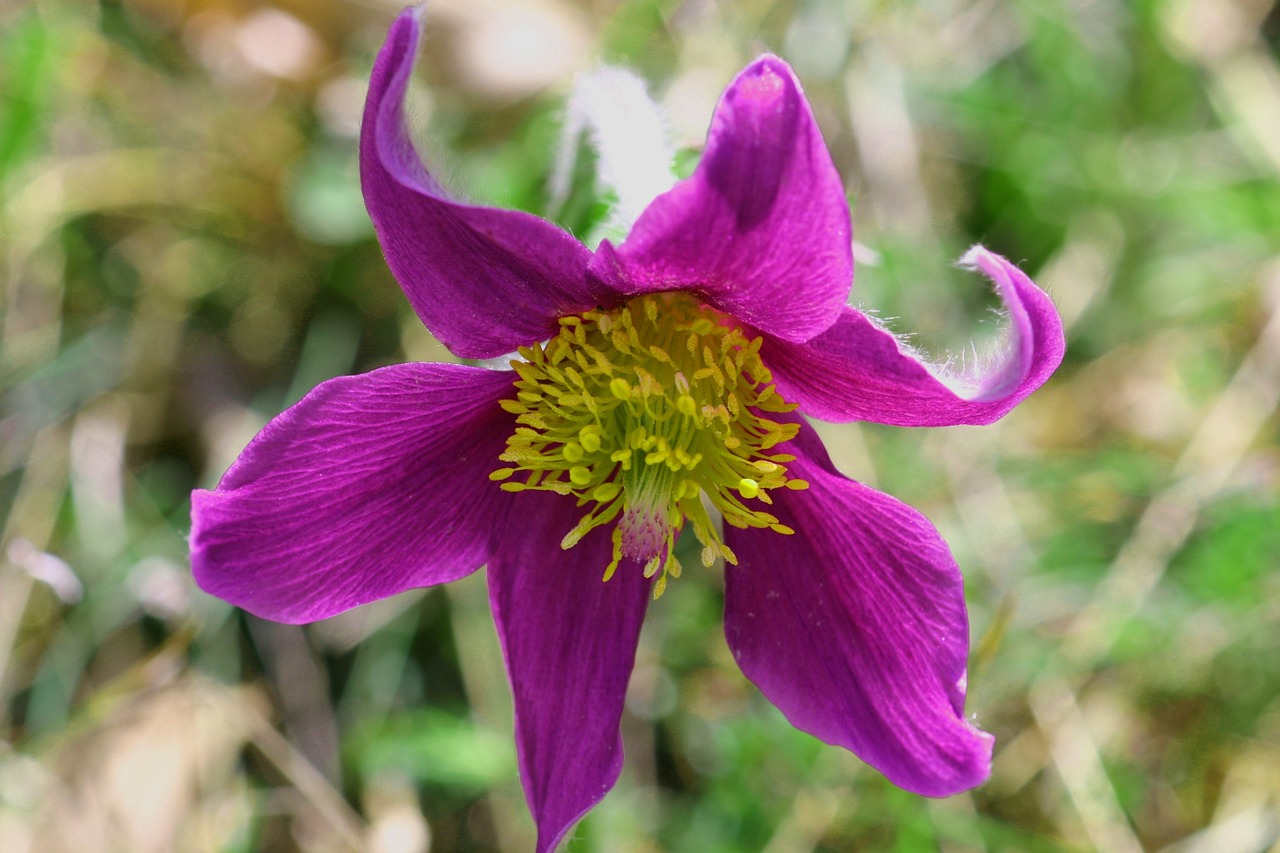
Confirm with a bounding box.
[190,9,1065,851]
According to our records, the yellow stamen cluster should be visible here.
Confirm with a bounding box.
[491,293,808,598]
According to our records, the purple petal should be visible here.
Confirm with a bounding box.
[590,54,852,341]
[488,491,651,853]
[763,246,1065,426]
[724,421,992,796]
[191,363,516,623]
[361,9,600,359]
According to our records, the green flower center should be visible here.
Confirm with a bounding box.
[491,293,808,597]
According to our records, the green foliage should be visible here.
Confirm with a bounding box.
[1174,498,1280,608]
[351,708,516,791]
[3,0,1279,850]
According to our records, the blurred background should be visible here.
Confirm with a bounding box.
[2,0,1279,850]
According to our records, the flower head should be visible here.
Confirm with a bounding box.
[190,9,1065,851]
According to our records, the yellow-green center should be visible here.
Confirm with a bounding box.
[491,293,808,597]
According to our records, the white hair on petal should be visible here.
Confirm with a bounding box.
[858,246,1021,399]
[550,66,676,238]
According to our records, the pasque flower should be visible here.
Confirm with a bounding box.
[191,8,1064,851]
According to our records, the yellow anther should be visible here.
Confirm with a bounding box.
[593,482,621,502]
[561,522,587,549]
[498,292,803,593]
[602,527,624,581]
[643,555,662,578]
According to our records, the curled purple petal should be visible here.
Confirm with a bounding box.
[488,491,651,853]
[191,363,516,623]
[591,54,852,342]
[724,421,992,796]
[362,9,600,358]
[763,246,1065,426]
